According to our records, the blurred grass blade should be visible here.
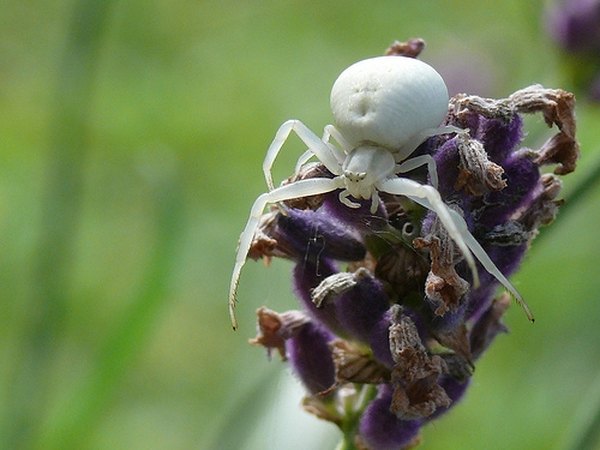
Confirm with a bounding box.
[1,1,116,448]
[207,368,281,450]
[39,163,185,450]
[565,372,600,450]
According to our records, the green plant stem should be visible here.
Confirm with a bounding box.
[335,436,360,450]
[1,1,116,449]
[335,384,378,450]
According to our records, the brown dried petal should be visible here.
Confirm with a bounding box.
[311,268,370,308]
[450,85,579,175]
[414,235,469,316]
[430,323,473,363]
[518,174,564,230]
[390,373,451,420]
[388,306,426,369]
[385,38,426,57]
[509,86,576,139]
[388,306,450,419]
[281,162,330,210]
[534,131,579,175]
[248,307,310,360]
[439,353,474,382]
[301,395,343,427]
[455,133,507,195]
[485,221,532,246]
[247,210,289,261]
[330,339,390,385]
[449,93,514,123]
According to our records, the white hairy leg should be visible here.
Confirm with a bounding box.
[229,177,343,329]
[262,119,342,191]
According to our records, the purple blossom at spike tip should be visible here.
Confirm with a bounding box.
[546,0,600,53]
[545,0,600,100]
[242,39,579,449]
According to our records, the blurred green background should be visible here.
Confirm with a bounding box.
[1,0,600,449]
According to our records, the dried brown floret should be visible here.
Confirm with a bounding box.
[248,307,310,360]
[388,306,451,419]
[455,133,507,195]
[385,38,426,58]
[330,339,391,385]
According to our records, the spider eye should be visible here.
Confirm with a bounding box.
[343,170,366,182]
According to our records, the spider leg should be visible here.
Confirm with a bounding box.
[395,154,439,190]
[445,208,534,321]
[378,177,478,283]
[378,177,533,322]
[263,120,343,191]
[396,125,464,162]
[294,149,317,175]
[323,124,352,155]
[229,177,344,329]
[293,125,346,175]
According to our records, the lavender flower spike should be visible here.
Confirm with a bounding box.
[240,38,578,449]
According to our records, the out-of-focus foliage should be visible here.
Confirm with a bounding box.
[1,0,599,449]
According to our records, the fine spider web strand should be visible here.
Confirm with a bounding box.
[300,223,326,278]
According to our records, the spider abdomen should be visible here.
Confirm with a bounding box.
[330,56,449,151]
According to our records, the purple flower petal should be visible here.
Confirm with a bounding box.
[286,320,336,395]
[335,271,390,342]
[278,208,366,262]
[359,385,422,450]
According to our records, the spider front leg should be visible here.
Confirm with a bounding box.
[378,177,534,322]
[229,177,344,329]
[396,154,439,190]
[262,119,344,191]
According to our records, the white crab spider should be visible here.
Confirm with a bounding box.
[229,55,533,329]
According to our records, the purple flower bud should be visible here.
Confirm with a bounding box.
[359,385,422,450]
[477,154,540,229]
[334,270,390,342]
[470,293,510,359]
[286,320,336,395]
[293,259,345,334]
[545,0,600,100]
[474,115,524,164]
[321,192,388,235]
[433,137,462,200]
[278,207,366,262]
[466,242,527,320]
[368,310,395,368]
